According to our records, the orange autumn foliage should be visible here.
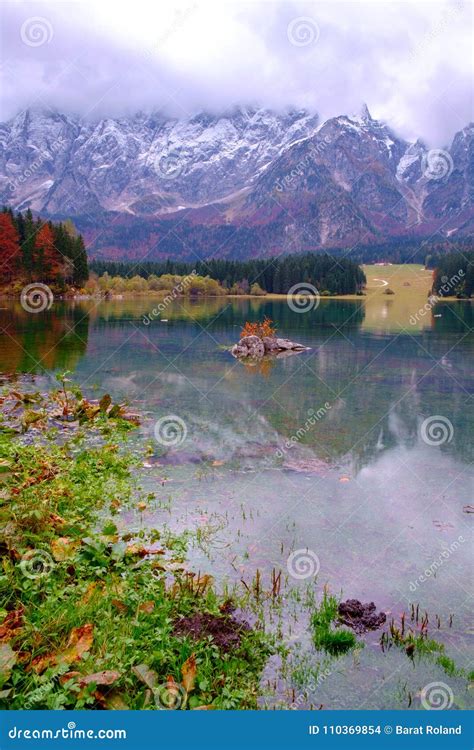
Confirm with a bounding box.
[240,316,277,339]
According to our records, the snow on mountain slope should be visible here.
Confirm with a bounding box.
[0,105,472,259]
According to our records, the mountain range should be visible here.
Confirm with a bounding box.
[1,106,472,261]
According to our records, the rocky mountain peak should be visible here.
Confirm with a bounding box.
[0,106,471,260]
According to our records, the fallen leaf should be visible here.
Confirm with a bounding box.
[99,394,112,413]
[81,582,104,604]
[132,664,157,690]
[48,513,66,529]
[51,537,81,561]
[0,608,24,643]
[192,705,216,710]
[181,653,197,693]
[111,599,128,613]
[137,502,147,512]
[59,670,81,686]
[0,643,17,680]
[138,601,155,614]
[30,624,94,674]
[62,670,120,687]
[104,691,130,710]
[211,460,224,467]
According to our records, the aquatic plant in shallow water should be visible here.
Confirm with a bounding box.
[311,591,357,655]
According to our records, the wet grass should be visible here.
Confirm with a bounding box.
[311,591,357,656]
[0,382,271,710]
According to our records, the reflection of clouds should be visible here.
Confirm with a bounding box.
[101,371,141,397]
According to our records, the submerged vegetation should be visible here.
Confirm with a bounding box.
[0,379,270,709]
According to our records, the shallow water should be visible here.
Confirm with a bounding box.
[1,294,473,709]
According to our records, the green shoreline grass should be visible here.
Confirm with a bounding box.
[0,382,270,710]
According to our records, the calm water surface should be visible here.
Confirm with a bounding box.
[1,296,473,709]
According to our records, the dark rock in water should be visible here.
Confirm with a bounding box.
[338,599,386,633]
[173,608,251,651]
[231,335,309,358]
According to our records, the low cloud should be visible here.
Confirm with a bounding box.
[1,0,472,144]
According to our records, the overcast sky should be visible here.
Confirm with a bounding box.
[1,0,472,144]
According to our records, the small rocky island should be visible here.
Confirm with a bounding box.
[232,335,310,358]
[231,318,310,359]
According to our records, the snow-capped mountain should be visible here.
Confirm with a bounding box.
[0,106,472,260]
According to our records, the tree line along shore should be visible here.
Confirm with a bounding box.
[1,207,473,300]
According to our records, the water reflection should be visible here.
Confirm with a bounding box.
[0,297,472,470]
[0,302,89,374]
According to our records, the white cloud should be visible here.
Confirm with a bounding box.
[1,0,472,144]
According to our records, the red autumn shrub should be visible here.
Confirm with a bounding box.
[240,316,277,339]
